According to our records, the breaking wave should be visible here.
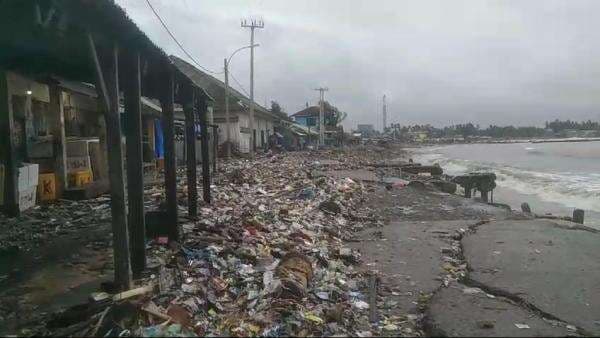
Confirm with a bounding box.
[416,152,600,212]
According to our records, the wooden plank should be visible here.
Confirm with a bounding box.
[123,51,146,276]
[88,34,131,290]
[0,69,19,217]
[198,96,211,203]
[159,68,179,242]
[184,86,198,218]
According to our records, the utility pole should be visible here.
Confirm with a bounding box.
[382,94,387,133]
[241,19,264,158]
[224,44,258,159]
[223,58,231,159]
[314,87,328,147]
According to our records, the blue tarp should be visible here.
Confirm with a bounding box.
[154,119,164,159]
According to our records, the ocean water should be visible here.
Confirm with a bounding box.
[414,141,600,227]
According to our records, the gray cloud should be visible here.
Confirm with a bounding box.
[116,0,600,129]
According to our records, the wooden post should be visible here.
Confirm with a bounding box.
[48,85,67,198]
[521,202,531,214]
[198,96,211,203]
[212,125,218,173]
[183,86,197,218]
[0,69,19,217]
[24,91,34,159]
[123,51,146,276]
[159,68,179,242]
[95,114,109,182]
[88,34,131,290]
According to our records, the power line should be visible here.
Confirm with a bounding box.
[229,72,250,97]
[145,0,223,75]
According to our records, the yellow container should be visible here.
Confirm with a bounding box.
[38,173,57,201]
[68,170,93,188]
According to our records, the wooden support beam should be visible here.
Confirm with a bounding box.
[48,85,67,197]
[0,69,19,217]
[24,92,34,159]
[95,114,110,182]
[198,96,211,203]
[88,34,131,290]
[212,125,218,174]
[159,68,179,242]
[123,51,146,277]
[183,86,198,218]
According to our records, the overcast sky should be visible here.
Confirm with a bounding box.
[116,0,600,130]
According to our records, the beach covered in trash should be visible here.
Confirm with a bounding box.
[40,148,413,337]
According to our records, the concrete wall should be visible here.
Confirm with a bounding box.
[213,111,276,153]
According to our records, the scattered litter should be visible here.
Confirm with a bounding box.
[353,300,370,310]
[462,287,483,295]
[477,320,495,329]
[7,150,420,336]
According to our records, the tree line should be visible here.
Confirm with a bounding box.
[392,119,600,139]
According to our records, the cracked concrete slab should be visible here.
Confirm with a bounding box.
[426,285,571,337]
[463,219,600,335]
[351,220,478,314]
[363,185,516,221]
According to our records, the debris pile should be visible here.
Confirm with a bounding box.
[0,197,112,254]
[47,151,387,337]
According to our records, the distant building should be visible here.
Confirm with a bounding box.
[356,124,375,138]
[291,104,335,127]
[290,103,344,145]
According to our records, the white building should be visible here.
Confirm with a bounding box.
[171,56,279,154]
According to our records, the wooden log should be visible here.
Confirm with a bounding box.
[111,283,155,301]
[0,68,19,217]
[198,96,211,203]
[159,68,179,242]
[184,86,198,218]
[123,51,146,277]
[88,34,131,290]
